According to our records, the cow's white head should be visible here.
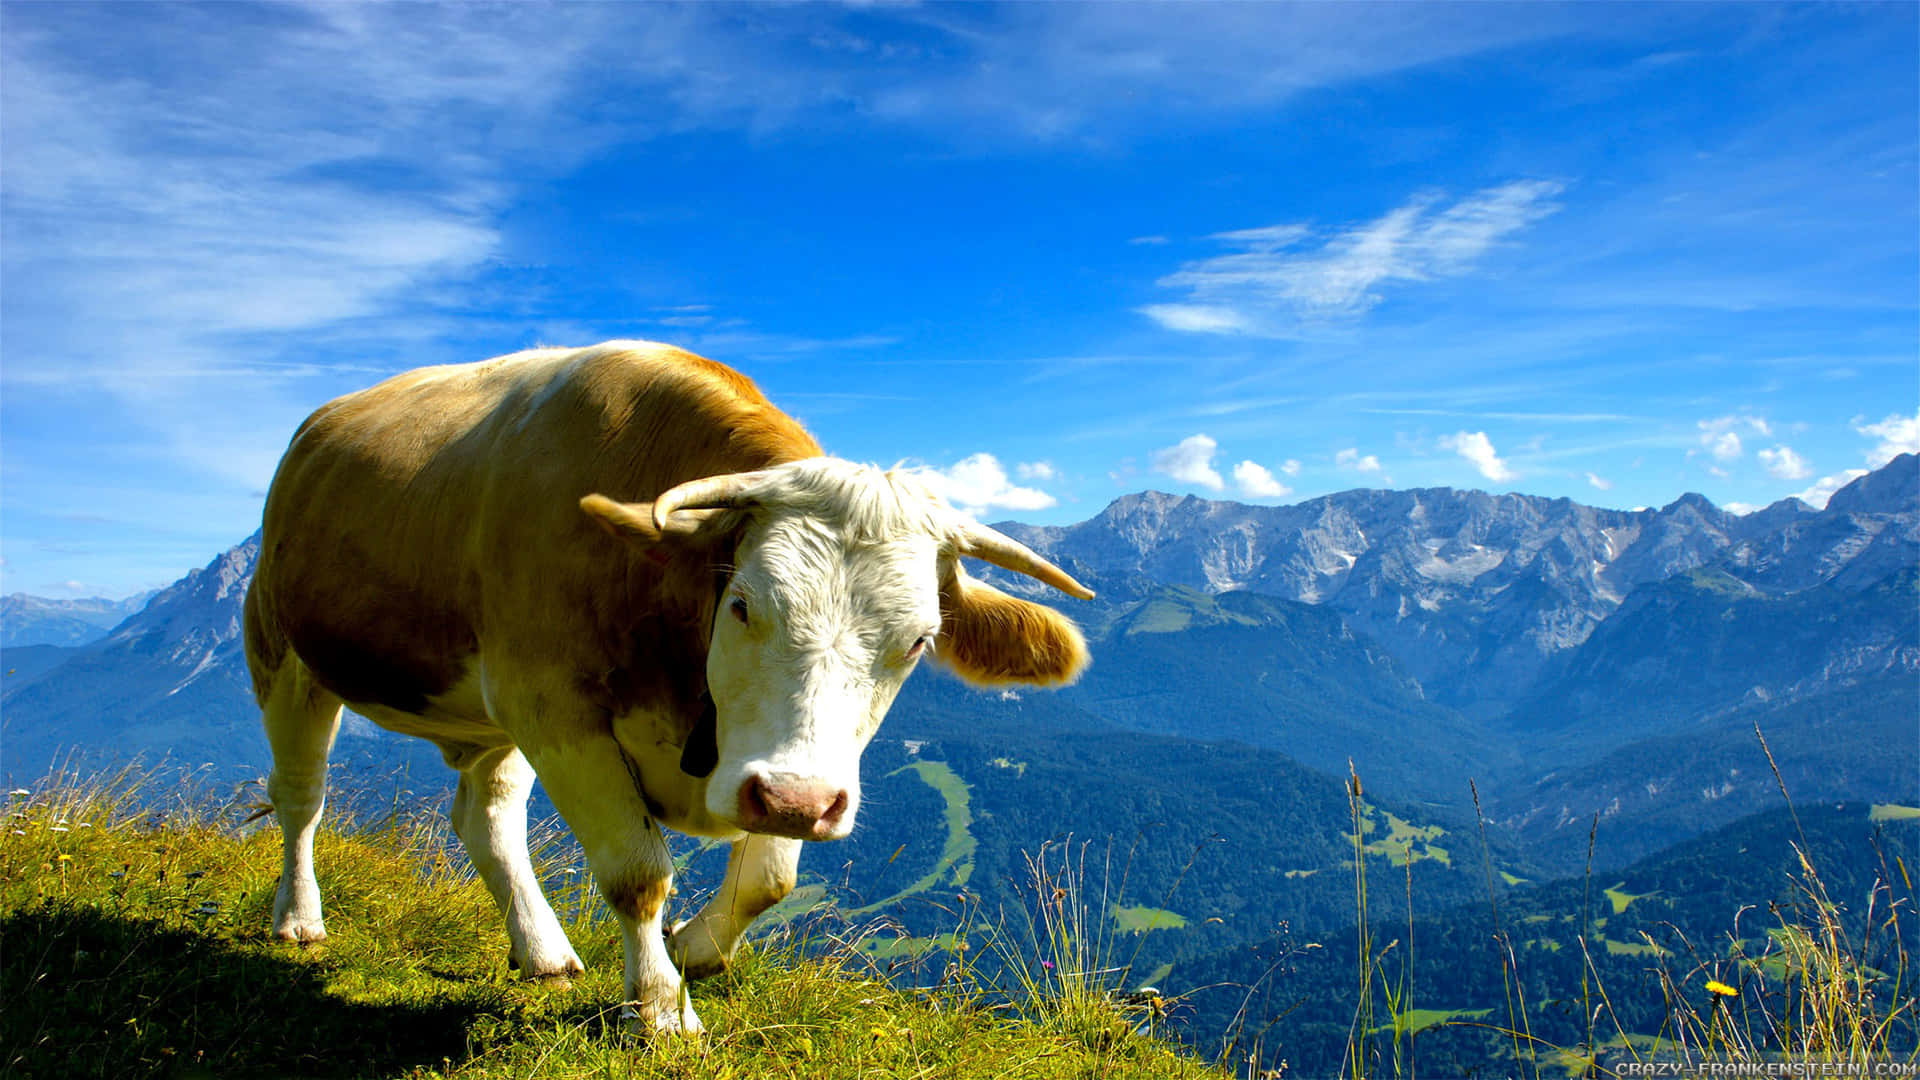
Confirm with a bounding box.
[581,458,1092,841]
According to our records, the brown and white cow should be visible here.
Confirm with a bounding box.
[243,341,1091,1032]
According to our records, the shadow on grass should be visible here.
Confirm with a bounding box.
[0,902,552,1080]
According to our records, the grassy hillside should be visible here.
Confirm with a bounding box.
[0,773,1221,1080]
[1187,798,1920,1075]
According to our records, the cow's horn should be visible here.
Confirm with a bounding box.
[651,472,766,532]
[953,523,1096,600]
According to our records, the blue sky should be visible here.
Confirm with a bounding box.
[3,2,1915,598]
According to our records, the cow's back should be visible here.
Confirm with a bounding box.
[245,342,823,715]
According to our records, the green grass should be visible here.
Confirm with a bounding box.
[1686,567,1762,597]
[1347,804,1452,868]
[1871,804,1920,822]
[1109,905,1187,933]
[1602,881,1658,914]
[1370,1006,1492,1038]
[1125,598,1197,634]
[842,760,975,916]
[0,772,1219,1080]
[854,931,967,961]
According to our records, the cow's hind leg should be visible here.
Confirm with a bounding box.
[443,742,584,981]
[667,834,801,980]
[262,658,343,943]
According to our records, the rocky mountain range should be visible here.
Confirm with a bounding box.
[997,454,1918,720]
[0,592,153,648]
[2,454,1913,872]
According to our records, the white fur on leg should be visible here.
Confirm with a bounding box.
[262,660,342,945]
[620,905,704,1035]
[449,745,584,980]
[667,834,801,980]
[514,722,704,1037]
[270,787,328,943]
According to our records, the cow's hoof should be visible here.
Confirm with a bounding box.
[665,919,729,981]
[510,948,585,985]
[619,1000,705,1037]
[272,920,327,944]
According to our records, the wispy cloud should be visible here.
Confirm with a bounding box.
[1140,181,1564,336]
[1335,448,1383,473]
[909,453,1058,517]
[865,4,1574,139]
[1362,408,1639,423]
[1232,460,1293,499]
[1151,434,1225,490]
[1438,430,1518,483]
[1586,472,1613,491]
[1136,304,1253,334]
[1188,395,1301,417]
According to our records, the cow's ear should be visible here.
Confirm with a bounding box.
[580,494,731,549]
[935,564,1090,688]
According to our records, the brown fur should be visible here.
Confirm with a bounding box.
[246,342,821,721]
[604,874,673,923]
[936,568,1091,688]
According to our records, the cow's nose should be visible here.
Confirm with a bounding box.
[737,773,850,840]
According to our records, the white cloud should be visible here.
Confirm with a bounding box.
[1151,434,1225,490]
[1757,445,1813,480]
[1758,411,1912,507]
[1015,461,1058,482]
[911,453,1058,517]
[1855,411,1920,465]
[1796,470,1870,510]
[1141,180,1563,335]
[1586,472,1613,491]
[1129,235,1169,245]
[1335,448,1383,473]
[1437,431,1517,483]
[1723,502,1760,516]
[1280,459,1302,476]
[1694,415,1771,463]
[1232,460,1292,499]
[1136,304,1252,334]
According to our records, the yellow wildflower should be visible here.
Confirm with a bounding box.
[56,854,72,862]
[868,1026,889,1039]
[1706,979,1738,997]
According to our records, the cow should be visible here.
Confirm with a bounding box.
[243,340,1092,1033]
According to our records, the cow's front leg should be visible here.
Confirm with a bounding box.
[518,732,700,1035]
[668,834,801,980]
[443,742,584,981]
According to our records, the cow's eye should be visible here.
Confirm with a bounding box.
[905,634,934,661]
[729,597,750,625]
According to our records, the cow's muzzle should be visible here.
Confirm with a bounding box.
[736,772,850,841]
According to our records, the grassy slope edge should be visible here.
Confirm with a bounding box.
[0,775,1221,1080]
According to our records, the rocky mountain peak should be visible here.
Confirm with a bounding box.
[1827,453,1918,517]
[98,532,260,660]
